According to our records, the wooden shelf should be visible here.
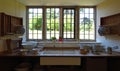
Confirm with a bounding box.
[0,12,23,36]
[99,13,120,35]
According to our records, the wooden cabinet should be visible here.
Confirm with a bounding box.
[0,13,5,36]
[101,13,120,26]
[86,57,107,71]
[0,12,23,36]
[99,13,120,36]
[0,13,23,52]
[0,57,21,71]
[108,57,120,71]
[4,14,11,35]
[11,16,23,33]
[0,13,11,36]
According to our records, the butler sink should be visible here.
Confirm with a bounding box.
[41,50,79,54]
[40,47,80,55]
[39,47,81,65]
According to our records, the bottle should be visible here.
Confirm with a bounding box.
[107,47,112,54]
[59,36,63,43]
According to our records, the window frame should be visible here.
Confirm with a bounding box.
[62,8,76,39]
[46,7,60,40]
[26,6,44,41]
[26,6,96,42]
[79,7,96,42]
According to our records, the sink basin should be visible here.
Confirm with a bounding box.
[40,47,80,55]
[39,47,81,65]
[42,50,62,54]
[41,50,80,54]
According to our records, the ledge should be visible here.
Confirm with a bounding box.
[37,41,101,44]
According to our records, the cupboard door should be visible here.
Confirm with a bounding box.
[108,57,120,71]
[11,16,23,33]
[0,13,2,36]
[11,16,16,33]
[100,13,120,35]
[0,13,23,36]
[86,57,107,71]
[0,13,5,36]
[4,14,11,35]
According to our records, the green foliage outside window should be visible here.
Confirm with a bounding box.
[29,18,42,30]
[29,15,93,32]
[29,18,93,32]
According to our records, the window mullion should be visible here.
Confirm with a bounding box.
[60,8,63,38]
[43,7,46,40]
[50,8,52,38]
[88,8,90,40]
[84,9,85,40]
[32,9,34,39]
[70,9,72,38]
[37,8,38,40]
[66,10,67,38]
[54,8,55,37]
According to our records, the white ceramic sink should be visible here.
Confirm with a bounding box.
[39,47,81,65]
[42,50,62,54]
[41,50,80,54]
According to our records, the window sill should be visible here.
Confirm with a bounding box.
[23,40,100,44]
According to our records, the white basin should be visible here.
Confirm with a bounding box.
[41,50,80,54]
[39,47,81,65]
[42,50,62,54]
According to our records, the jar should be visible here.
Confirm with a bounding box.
[107,47,112,54]
[80,49,88,54]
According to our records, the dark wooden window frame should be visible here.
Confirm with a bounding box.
[26,6,96,42]
[62,8,76,39]
[46,8,60,40]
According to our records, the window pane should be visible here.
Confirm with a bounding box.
[46,8,60,40]
[79,7,95,40]
[90,8,94,13]
[28,8,43,40]
[63,9,75,39]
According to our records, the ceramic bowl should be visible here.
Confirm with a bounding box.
[22,41,37,51]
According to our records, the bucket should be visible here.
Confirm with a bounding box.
[15,62,31,71]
